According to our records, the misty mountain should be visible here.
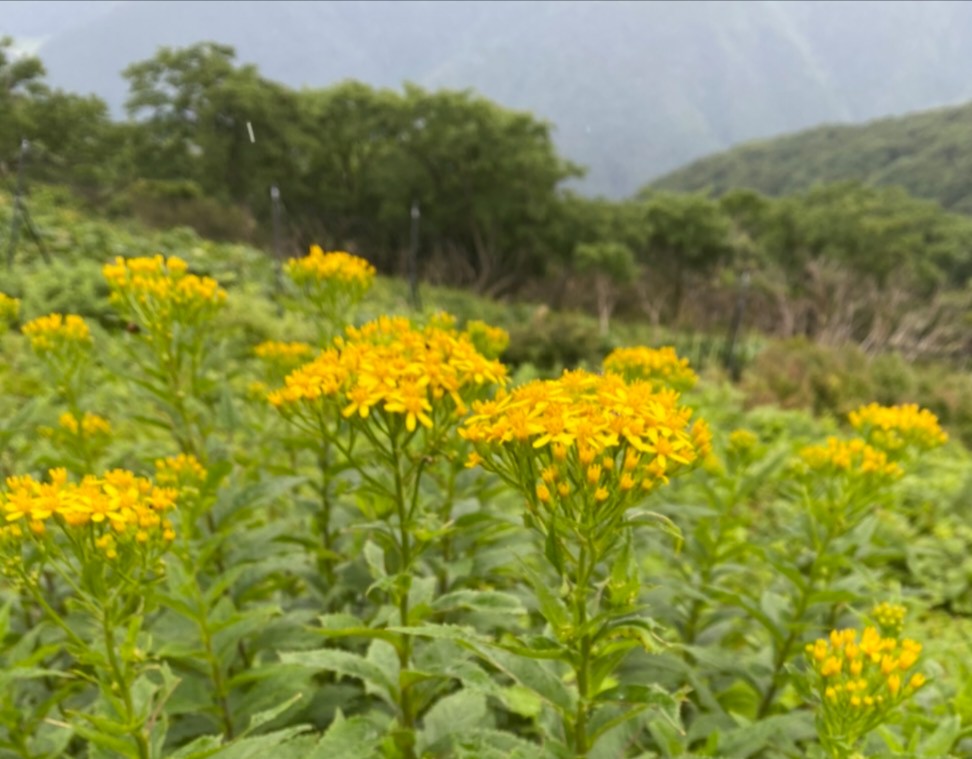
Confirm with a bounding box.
[9,0,972,197]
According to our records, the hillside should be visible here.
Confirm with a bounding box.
[12,0,972,197]
[653,101,972,213]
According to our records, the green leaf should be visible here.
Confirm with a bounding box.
[449,728,545,758]
[544,525,564,574]
[714,713,815,758]
[390,624,575,711]
[279,648,395,703]
[240,693,304,737]
[431,589,528,617]
[524,568,570,635]
[916,714,962,756]
[193,727,312,759]
[419,689,490,751]
[305,712,384,759]
[69,716,139,756]
[363,540,386,580]
[625,509,683,549]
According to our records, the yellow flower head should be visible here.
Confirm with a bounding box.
[799,437,903,482]
[57,411,111,439]
[284,247,376,335]
[269,315,506,433]
[22,313,92,355]
[728,428,758,456]
[806,625,926,733]
[155,453,208,488]
[254,341,315,374]
[286,246,376,289]
[849,403,947,452]
[1,468,178,555]
[464,320,510,359]
[603,346,698,391]
[254,340,313,361]
[461,369,706,522]
[102,255,226,333]
[0,293,20,325]
[871,602,907,635]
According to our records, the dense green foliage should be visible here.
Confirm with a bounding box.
[654,101,972,213]
[17,1,972,197]
[3,204,972,758]
[8,38,972,368]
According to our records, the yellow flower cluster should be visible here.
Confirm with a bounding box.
[1,469,177,554]
[57,411,111,438]
[603,346,698,391]
[871,602,907,634]
[464,320,510,359]
[806,627,925,736]
[269,315,507,433]
[461,370,710,521]
[849,403,948,452]
[22,313,92,354]
[799,437,903,482]
[286,246,376,289]
[155,453,207,488]
[728,428,758,455]
[254,340,314,370]
[0,293,20,325]
[102,255,227,330]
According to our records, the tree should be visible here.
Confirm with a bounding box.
[393,84,582,293]
[123,43,302,217]
[574,241,636,335]
[290,82,406,255]
[0,36,47,172]
[638,191,733,321]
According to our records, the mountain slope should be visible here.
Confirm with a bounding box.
[17,0,972,197]
[653,101,972,213]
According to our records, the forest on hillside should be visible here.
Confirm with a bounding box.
[654,102,972,214]
[5,38,972,362]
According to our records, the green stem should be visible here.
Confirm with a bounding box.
[101,601,150,759]
[684,486,735,646]
[317,440,336,587]
[390,429,416,759]
[572,543,593,757]
[197,602,236,739]
[756,525,834,718]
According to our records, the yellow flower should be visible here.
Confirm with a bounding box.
[799,437,902,482]
[286,246,375,288]
[871,602,907,633]
[22,313,92,354]
[807,625,924,714]
[728,428,758,455]
[603,346,697,391]
[0,293,20,325]
[155,453,207,488]
[1,469,178,551]
[102,255,226,333]
[464,320,509,359]
[254,341,314,367]
[58,411,111,438]
[849,402,947,452]
[461,369,706,526]
[270,315,506,435]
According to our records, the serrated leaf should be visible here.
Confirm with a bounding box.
[306,713,384,759]
[419,689,489,751]
[241,692,304,737]
[279,648,395,703]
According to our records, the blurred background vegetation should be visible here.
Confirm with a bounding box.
[7,37,972,444]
